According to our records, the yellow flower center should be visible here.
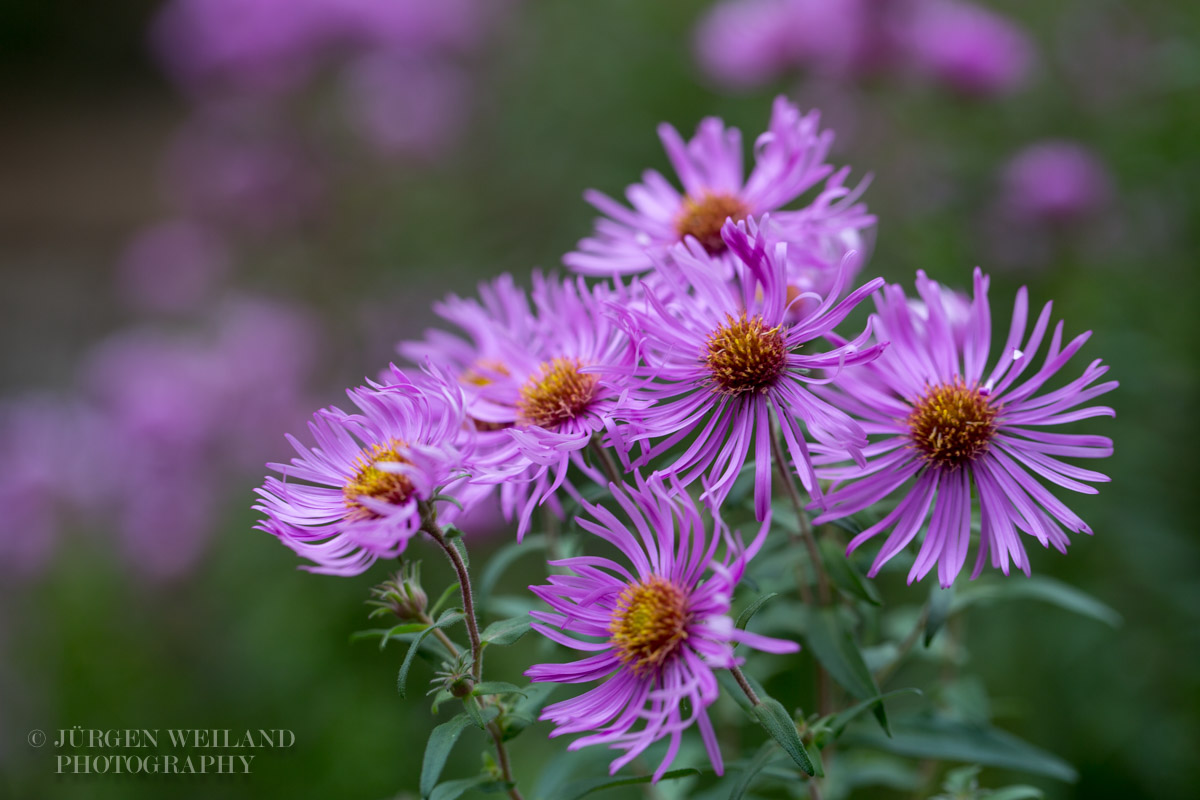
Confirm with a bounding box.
[516,357,599,430]
[461,359,510,388]
[675,192,750,254]
[704,313,788,395]
[609,576,690,676]
[907,379,1000,469]
[343,440,415,520]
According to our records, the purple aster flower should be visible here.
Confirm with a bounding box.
[399,274,539,392]
[999,140,1112,226]
[254,367,472,575]
[451,275,637,538]
[612,219,884,519]
[526,473,798,780]
[813,269,1117,586]
[564,96,872,283]
[903,0,1034,98]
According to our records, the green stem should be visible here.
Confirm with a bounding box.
[589,437,623,486]
[769,419,831,605]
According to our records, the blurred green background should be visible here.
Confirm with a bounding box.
[1,1,1198,798]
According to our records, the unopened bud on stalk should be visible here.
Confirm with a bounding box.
[367,561,428,621]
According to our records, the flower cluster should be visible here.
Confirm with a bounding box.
[254,97,1115,780]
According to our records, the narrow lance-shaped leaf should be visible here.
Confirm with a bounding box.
[420,707,500,798]
[820,538,882,606]
[727,741,780,800]
[499,682,557,742]
[559,768,701,800]
[398,610,464,699]
[751,697,815,776]
[952,576,1121,628]
[481,615,532,647]
[471,681,527,698]
[843,715,1078,782]
[429,775,500,800]
[735,592,780,632]
[925,584,955,647]
[799,608,890,734]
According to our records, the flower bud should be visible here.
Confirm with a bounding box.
[367,561,428,621]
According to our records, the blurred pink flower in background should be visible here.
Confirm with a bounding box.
[341,51,471,162]
[164,119,325,236]
[904,0,1033,97]
[0,398,110,579]
[150,0,489,98]
[694,0,1032,97]
[1000,140,1112,225]
[65,297,323,580]
[117,219,230,313]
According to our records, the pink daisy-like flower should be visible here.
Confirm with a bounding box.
[404,274,637,538]
[254,367,472,575]
[611,219,884,519]
[526,473,798,780]
[563,96,872,287]
[813,269,1117,586]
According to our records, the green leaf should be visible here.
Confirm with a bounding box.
[844,715,1078,782]
[953,576,1121,628]
[799,608,890,734]
[448,533,469,567]
[481,615,532,646]
[499,682,557,741]
[428,581,462,619]
[559,768,700,800]
[751,697,815,776]
[398,610,464,699]
[471,681,527,698]
[463,695,486,729]
[986,786,1045,800]
[823,688,923,741]
[420,708,499,798]
[925,584,956,647]
[820,538,882,605]
[478,535,547,606]
[348,622,427,650]
[735,592,780,631]
[728,740,780,800]
[429,775,494,800]
[430,688,454,714]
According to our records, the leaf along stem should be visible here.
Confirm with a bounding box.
[421,511,524,800]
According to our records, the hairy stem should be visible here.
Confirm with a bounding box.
[422,513,524,800]
[729,664,762,706]
[423,519,483,680]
